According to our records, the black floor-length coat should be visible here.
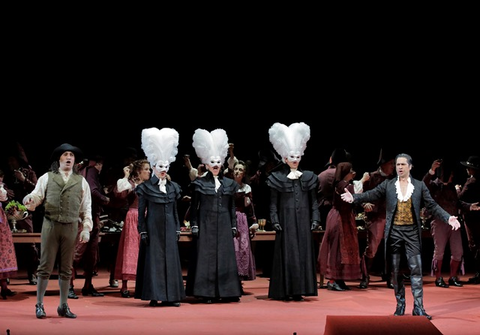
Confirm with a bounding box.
[134,174,186,303]
[185,171,242,299]
[267,164,320,300]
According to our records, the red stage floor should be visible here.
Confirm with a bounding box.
[2,269,479,335]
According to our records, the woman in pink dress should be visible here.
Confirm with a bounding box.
[114,159,151,298]
[0,170,18,299]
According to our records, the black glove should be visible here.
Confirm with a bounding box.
[140,232,149,246]
[311,221,320,231]
[176,231,181,241]
[232,227,237,237]
[191,225,199,236]
[272,223,282,231]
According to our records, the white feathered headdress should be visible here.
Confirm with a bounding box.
[141,127,179,167]
[192,128,229,165]
[268,122,310,159]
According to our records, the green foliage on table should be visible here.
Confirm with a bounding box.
[5,200,27,215]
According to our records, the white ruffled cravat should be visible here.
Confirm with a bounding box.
[287,169,303,180]
[158,178,167,193]
[395,177,414,201]
[214,176,221,192]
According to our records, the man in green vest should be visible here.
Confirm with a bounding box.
[23,143,93,319]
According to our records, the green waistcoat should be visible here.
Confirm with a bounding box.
[44,172,83,224]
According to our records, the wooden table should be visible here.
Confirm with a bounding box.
[12,230,281,244]
[12,229,431,244]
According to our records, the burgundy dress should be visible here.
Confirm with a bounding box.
[318,180,361,281]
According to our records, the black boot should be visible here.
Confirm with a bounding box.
[391,254,405,316]
[435,277,449,288]
[409,254,432,320]
[448,259,463,287]
[359,256,374,289]
[433,260,448,287]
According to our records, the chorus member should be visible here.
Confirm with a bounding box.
[232,160,257,290]
[70,155,109,298]
[456,156,480,284]
[186,128,242,304]
[317,148,349,230]
[266,122,320,301]
[0,175,18,299]
[358,148,396,289]
[318,162,361,291]
[134,127,185,307]
[114,159,150,298]
[3,147,39,285]
[424,158,479,288]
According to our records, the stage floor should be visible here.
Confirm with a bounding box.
[2,267,479,335]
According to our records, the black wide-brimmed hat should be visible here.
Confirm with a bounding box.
[324,148,349,168]
[50,143,83,162]
[460,156,480,170]
[376,147,396,166]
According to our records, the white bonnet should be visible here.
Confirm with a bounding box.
[192,128,229,165]
[268,122,310,159]
[141,127,179,167]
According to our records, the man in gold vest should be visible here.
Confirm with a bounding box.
[341,153,461,321]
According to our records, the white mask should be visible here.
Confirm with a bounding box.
[286,151,301,163]
[208,156,222,168]
[154,160,170,173]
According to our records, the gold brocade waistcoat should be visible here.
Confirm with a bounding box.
[393,197,414,226]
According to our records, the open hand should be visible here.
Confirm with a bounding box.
[341,188,354,203]
[448,216,461,231]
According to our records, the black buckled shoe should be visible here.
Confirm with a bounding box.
[448,277,463,287]
[412,306,432,320]
[327,281,345,291]
[336,280,351,290]
[36,303,46,319]
[57,303,77,318]
[68,288,79,299]
[393,304,405,316]
[82,286,104,297]
[120,290,130,298]
[435,277,449,288]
